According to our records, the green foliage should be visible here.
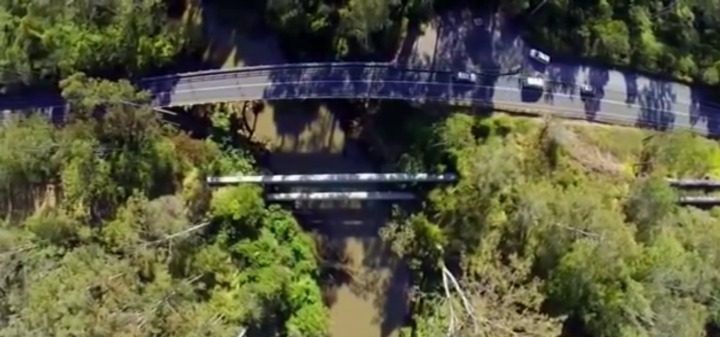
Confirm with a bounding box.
[25,208,87,248]
[0,116,57,187]
[225,0,430,57]
[624,176,677,240]
[591,20,630,63]
[380,213,445,272]
[392,115,720,337]
[521,0,720,84]
[640,131,720,178]
[210,186,265,226]
[205,187,328,336]
[0,76,328,337]
[0,0,185,86]
[57,74,186,218]
[0,116,58,219]
[338,0,398,52]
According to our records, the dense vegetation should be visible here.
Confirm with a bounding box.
[515,0,720,84]
[3,1,720,337]
[0,0,188,87]
[3,0,720,87]
[0,76,329,337]
[209,0,433,59]
[377,112,720,337]
[212,0,720,84]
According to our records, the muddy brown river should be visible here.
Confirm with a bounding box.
[243,102,409,337]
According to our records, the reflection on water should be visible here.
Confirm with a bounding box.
[246,101,409,337]
[309,205,409,337]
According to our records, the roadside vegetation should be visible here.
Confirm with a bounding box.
[0,76,329,337]
[2,1,720,337]
[3,0,720,87]
[375,111,720,337]
[206,0,720,85]
[514,0,720,85]
[0,0,192,89]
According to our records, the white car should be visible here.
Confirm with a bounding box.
[522,76,545,89]
[580,83,594,97]
[453,71,478,83]
[529,49,551,64]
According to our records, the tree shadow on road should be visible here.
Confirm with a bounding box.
[689,86,720,136]
[635,80,677,131]
[623,72,638,104]
[583,67,610,121]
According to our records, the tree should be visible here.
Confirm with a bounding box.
[636,230,710,337]
[640,131,720,178]
[338,0,398,51]
[591,20,631,63]
[623,175,677,241]
[388,114,720,337]
[0,116,57,219]
[58,74,182,217]
[0,65,332,336]
[0,0,185,87]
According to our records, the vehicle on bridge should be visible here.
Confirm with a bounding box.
[522,76,546,89]
[529,49,551,64]
[453,71,478,84]
[580,83,595,100]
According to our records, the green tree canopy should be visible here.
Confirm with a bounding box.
[0,0,185,87]
[0,75,329,337]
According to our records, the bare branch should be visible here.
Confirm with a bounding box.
[144,222,210,247]
[442,264,480,333]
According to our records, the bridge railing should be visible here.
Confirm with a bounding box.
[139,62,396,84]
[266,191,416,201]
[207,173,459,186]
[667,178,720,188]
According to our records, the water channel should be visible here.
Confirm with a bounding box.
[242,102,410,337]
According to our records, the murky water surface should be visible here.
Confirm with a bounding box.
[245,102,409,337]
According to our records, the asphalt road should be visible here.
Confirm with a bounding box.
[2,61,720,135]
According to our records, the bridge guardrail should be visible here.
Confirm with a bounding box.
[140,62,395,83]
[138,64,524,94]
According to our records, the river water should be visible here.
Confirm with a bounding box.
[242,102,409,337]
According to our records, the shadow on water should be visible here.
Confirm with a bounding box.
[248,98,412,337]
[295,201,411,337]
[358,220,411,337]
[269,100,322,138]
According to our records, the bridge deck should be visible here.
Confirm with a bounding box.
[266,191,416,201]
[678,196,720,205]
[208,173,458,185]
[668,178,720,188]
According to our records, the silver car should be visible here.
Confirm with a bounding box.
[580,83,594,98]
[522,76,545,89]
[529,49,551,64]
[453,71,478,83]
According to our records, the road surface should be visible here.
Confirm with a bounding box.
[2,62,720,135]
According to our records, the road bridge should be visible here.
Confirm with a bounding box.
[207,172,458,185]
[266,191,416,201]
[667,178,720,189]
[2,62,720,135]
[207,172,456,201]
[668,178,720,206]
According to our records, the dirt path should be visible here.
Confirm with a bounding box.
[244,101,409,337]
